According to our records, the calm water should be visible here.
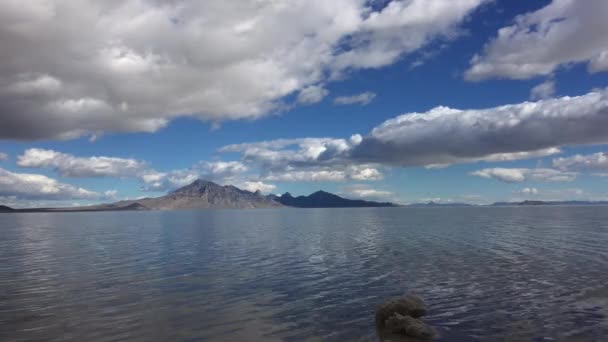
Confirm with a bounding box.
[1,207,608,341]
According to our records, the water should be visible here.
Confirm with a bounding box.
[1,207,608,341]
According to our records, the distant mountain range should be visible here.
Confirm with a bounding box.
[405,201,474,207]
[4,180,608,213]
[492,200,608,206]
[0,179,398,212]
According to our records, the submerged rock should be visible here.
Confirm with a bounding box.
[376,294,435,340]
[385,313,436,340]
[376,294,427,328]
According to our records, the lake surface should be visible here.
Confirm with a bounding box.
[1,207,608,341]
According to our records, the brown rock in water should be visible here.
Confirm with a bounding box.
[375,294,427,329]
[385,313,436,340]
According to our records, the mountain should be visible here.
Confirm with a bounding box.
[491,200,608,206]
[518,200,547,206]
[1,180,395,212]
[0,205,15,212]
[406,201,474,207]
[275,190,398,208]
[110,180,283,210]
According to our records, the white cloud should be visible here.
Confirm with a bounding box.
[481,148,562,162]
[351,88,608,166]
[425,147,562,168]
[263,165,383,182]
[139,169,201,192]
[17,148,146,177]
[220,137,361,170]
[236,181,276,193]
[297,85,329,104]
[13,147,266,194]
[517,187,539,196]
[530,80,555,100]
[0,152,8,161]
[0,0,486,140]
[15,149,254,192]
[341,184,396,201]
[552,152,608,171]
[510,188,588,202]
[334,92,376,106]
[470,168,578,183]
[219,89,608,170]
[198,161,249,177]
[466,0,608,80]
[104,189,118,200]
[0,167,98,200]
[139,161,251,192]
[220,136,386,182]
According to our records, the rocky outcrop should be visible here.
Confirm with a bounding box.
[376,295,436,340]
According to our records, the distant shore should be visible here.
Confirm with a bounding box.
[3,201,608,214]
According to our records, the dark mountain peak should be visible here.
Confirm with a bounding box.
[191,179,217,187]
[309,190,340,199]
[0,205,15,212]
[276,190,397,208]
[121,203,149,211]
[171,179,222,196]
[518,200,547,206]
[254,190,262,196]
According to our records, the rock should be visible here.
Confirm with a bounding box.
[385,313,436,340]
[376,294,428,328]
[385,313,408,333]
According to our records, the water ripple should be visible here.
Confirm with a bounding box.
[1,207,608,341]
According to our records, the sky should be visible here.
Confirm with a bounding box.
[1,0,608,208]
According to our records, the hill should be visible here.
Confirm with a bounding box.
[276,190,398,208]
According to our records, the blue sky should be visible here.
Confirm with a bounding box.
[1,0,608,207]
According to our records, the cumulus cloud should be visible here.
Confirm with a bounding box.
[351,89,608,166]
[104,190,118,200]
[139,169,200,192]
[236,181,276,193]
[334,92,376,106]
[510,188,588,202]
[263,165,383,182]
[517,187,539,196]
[0,0,486,140]
[220,136,362,170]
[219,135,385,182]
[12,147,267,193]
[297,85,329,105]
[15,148,256,192]
[466,0,608,80]
[552,152,608,171]
[0,167,98,200]
[424,148,562,169]
[17,148,146,177]
[470,168,578,183]
[139,160,252,191]
[219,89,608,170]
[341,184,396,201]
[0,152,8,161]
[530,80,555,100]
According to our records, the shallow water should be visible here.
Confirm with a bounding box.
[1,206,607,341]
